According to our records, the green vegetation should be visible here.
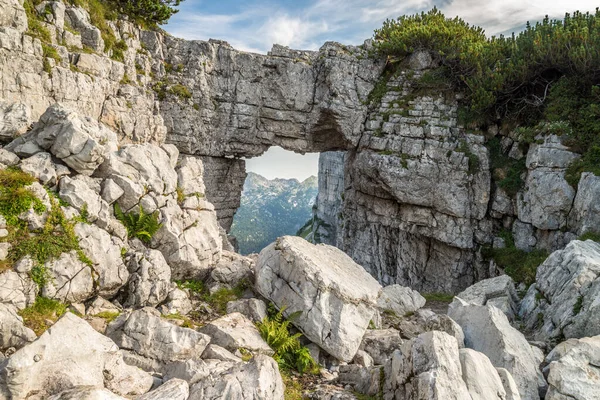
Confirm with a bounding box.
[422,292,454,303]
[578,231,600,242]
[169,83,192,99]
[487,137,527,196]
[42,43,61,76]
[482,231,548,286]
[281,371,303,400]
[163,312,193,328]
[573,295,584,315]
[94,311,121,323]
[456,140,480,175]
[175,279,249,315]
[257,306,318,374]
[0,169,91,283]
[24,0,52,42]
[114,203,162,244]
[152,79,193,101]
[374,7,600,179]
[19,297,67,336]
[0,168,45,225]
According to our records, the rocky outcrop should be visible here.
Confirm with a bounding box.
[519,240,600,342]
[1,312,153,399]
[455,275,519,320]
[309,151,345,245]
[544,336,600,400]
[449,299,546,400]
[256,236,382,361]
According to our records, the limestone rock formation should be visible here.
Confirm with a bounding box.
[199,312,273,355]
[377,284,426,317]
[256,236,382,361]
[455,275,519,320]
[449,299,546,400]
[544,336,600,400]
[520,240,600,342]
[0,313,153,399]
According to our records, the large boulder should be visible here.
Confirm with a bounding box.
[0,270,36,310]
[359,329,403,365]
[6,104,118,175]
[449,299,545,400]
[569,172,600,235]
[188,355,284,400]
[384,331,472,399]
[256,236,382,362]
[544,336,600,400]
[107,308,210,363]
[520,240,600,342]
[0,313,153,399]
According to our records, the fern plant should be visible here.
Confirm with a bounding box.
[257,306,318,374]
[114,203,162,244]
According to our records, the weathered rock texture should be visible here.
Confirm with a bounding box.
[256,236,382,361]
[519,240,600,342]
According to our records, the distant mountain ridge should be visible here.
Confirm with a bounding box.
[230,172,318,255]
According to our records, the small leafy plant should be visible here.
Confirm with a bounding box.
[114,203,162,244]
[19,297,67,336]
[257,306,318,374]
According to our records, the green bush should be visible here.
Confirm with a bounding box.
[374,8,600,177]
[482,231,548,286]
[257,306,318,374]
[114,203,162,244]
[578,231,600,242]
[19,297,67,336]
[0,168,45,226]
[116,0,183,26]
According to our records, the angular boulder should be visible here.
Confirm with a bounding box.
[188,355,284,400]
[256,236,382,362]
[519,240,600,342]
[449,299,545,400]
[0,101,31,142]
[1,312,152,399]
[544,336,600,400]
[6,104,118,175]
[459,348,509,400]
[199,312,273,355]
[455,275,519,320]
[107,308,210,363]
[41,250,94,303]
[139,379,189,400]
[125,248,171,307]
[359,329,403,365]
[384,331,472,399]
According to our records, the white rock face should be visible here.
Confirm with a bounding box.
[1,313,153,399]
[459,348,508,400]
[455,275,519,320]
[384,331,472,400]
[545,336,600,400]
[46,387,127,400]
[139,379,189,400]
[107,308,211,363]
[42,250,94,303]
[377,284,425,316]
[188,355,284,400]
[449,299,545,400]
[569,172,600,235]
[256,236,382,362]
[226,298,267,323]
[75,223,129,297]
[6,104,118,175]
[359,329,403,365]
[0,101,30,141]
[19,152,58,186]
[0,270,36,310]
[199,312,273,356]
[497,368,522,400]
[519,240,600,341]
[0,303,36,350]
[125,248,171,307]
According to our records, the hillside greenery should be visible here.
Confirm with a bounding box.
[374,7,600,185]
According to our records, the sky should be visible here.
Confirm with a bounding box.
[165,0,599,180]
